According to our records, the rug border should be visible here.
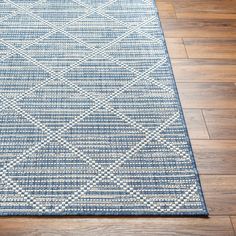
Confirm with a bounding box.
[151,0,209,217]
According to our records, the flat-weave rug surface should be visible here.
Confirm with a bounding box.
[0,0,208,216]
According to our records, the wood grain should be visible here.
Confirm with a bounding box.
[162,19,236,38]
[201,175,236,216]
[173,0,236,20]
[183,38,236,59]
[165,38,188,58]
[230,217,236,235]
[203,109,236,139]
[172,59,236,83]
[0,217,234,236]
[177,83,236,109]
[176,12,236,20]
[192,140,236,175]
[156,2,176,19]
[172,0,236,12]
[183,109,209,139]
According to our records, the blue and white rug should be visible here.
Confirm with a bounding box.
[0,0,208,216]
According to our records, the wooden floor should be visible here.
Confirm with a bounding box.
[1,0,236,235]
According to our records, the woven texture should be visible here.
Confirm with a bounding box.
[0,0,207,216]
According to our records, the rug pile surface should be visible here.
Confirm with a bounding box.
[0,0,208,215]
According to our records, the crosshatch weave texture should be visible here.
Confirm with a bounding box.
[0,0,208,216]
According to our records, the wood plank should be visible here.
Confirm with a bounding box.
[177,83,236,109]
[201,175,236,216]
[165,38,188,58]
[176,12,236,20]
[173,0,236,12]
[162,19,236,38]
[172,59,236,83]
[203,109,236,139]
[192,140,236,175]
[183,38,236,59]
[230,217,236,234]
[173,0,236,20]
[0,217,234,236]
[183,109,209,139]
[156,2,176,19]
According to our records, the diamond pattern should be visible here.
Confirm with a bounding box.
[103,0,154,24]
[64,56,136,97]
[63,108,146,166]
[8,141,97,209]
[65,12,128,48]
[111,76,178,130]
[17,80,94,131]
[0,13,51,48]
[0,54,50,98]
[105,32,166,72]
[25,32,91,72]
[0,108,46,168]
[0,0,207,216]
[65,178,152,214]
[140,20,163,39]
[31,0,89,25]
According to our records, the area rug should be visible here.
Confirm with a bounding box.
[0,0,208,216]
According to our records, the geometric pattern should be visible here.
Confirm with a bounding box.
[0,0,208,215]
